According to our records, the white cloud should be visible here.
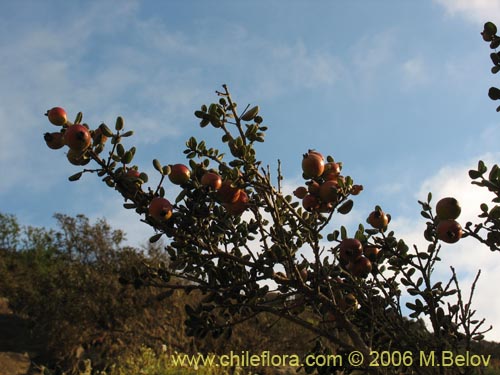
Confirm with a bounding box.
[435,0,500,24]
[349,30,397,90]
[270,41,341,89]
[401,57,430,89]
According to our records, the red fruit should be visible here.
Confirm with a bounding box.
[66,149,90,166]
[44,132,65,150]
[436,220,463,244]
[319,180,339,203]
[293,186,308,199]
[339,238,363,263]
[436,197,461,220]
[302,151,325,178]
[348,256,372,278]
[367,209,390,230]
[351,185,363,195]
[169,164,191,185]
[308,150,324,160]
[46,107,67,126]
[148,197,173,221]
[64,124,91,151]
[224,190,249,215]
[201,172,222,190]
[302,194,320,211]
[322,162,341,180]
[307,181,320,196]
[363,246,380,262]
[126,169,140,178]
[318,202,333,213]
[217,181,242,204]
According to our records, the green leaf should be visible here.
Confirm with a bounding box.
[74,112,83,124]
[153,159,163,173]
[469,169,482,179]
[337,199,353,215]
[489,87,500,100]
[187,136,197,149]
[406,302,417,311]
[340,226,347,240]
[116,143,125,157]
[122,151,133,164]
[478,160,487,174]
[139,172,149,183]
[99,123,114,137]
[194,110,206,119]
[68,172,83,181]
[420,210,431,219]
[115,116,124,131]
[485,22,498,35]
[176,189,187,203]
[149,233,163,243]
[241,105,259,121]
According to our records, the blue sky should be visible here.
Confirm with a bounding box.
[2,0,500,339]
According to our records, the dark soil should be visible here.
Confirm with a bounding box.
[0,298,44,375]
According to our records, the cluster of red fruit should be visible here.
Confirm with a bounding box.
[335,209,389,279]
[44,107,250,223]
[149,169,250,220]
[338,238,377,278]
[435,197,463,244]
[44,107,102,166]
[293,150,362,213]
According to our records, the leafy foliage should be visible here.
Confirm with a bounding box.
[35,21,500,373]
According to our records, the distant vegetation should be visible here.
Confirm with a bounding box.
[0,212,320,374]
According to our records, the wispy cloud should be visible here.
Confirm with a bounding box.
[435,0,500,24]
[401,57,430,89]
[350,30,396,83]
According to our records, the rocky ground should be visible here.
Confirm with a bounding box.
[0,298,43,375]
